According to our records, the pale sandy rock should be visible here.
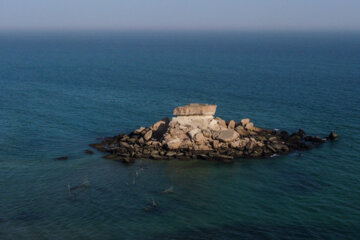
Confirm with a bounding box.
[169,128,187,138]
[188,128,201,140]
[172,115,213,129]
[216,129,239,142]
[241,118,250,126]
[245,122,254,130]
[144,130,152,141]
[180,139,193,148]
[134,127,145,134]
[212,140,220,149]
[238,139,248,148]
[173,103,217,116]
[166,138,181,150]
[235,126,248,136]
[194,144,212,151]
[230,140,240,148]
[215,117,227,129]
[227,120,236,129]
[194,132,205,144]
[208,119,221,131]
[202,129,211,138]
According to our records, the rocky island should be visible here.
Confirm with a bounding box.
[90,104,338,163]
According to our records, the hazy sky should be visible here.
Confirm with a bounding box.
[1,0,360,31]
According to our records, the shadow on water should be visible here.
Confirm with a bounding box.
[152,221,358,240]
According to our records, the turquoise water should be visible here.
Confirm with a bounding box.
[0,31,359,239]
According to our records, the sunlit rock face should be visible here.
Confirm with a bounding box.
[173,103,217,116]
[171,103,218,129]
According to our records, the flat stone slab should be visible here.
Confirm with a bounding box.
[173,103,217,116]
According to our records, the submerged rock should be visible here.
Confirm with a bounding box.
[90,103,333,163]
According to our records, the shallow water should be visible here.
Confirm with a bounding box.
[0,31,359,239]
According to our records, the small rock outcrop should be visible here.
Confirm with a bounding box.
[90,103,338,163]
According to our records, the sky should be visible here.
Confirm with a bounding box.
[0,0,360,31]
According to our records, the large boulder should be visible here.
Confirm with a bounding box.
[173,103,217,116]
[216,129,239,143]
[165,138,181,150]
[144,130,152,141]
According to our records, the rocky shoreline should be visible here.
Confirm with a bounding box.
[90,104,338,163]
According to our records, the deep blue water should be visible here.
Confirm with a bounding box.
[0,31,359,239]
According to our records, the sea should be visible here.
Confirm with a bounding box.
[0,31,359,239]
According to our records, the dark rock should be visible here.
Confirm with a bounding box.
[104,154,118,159]
[119,142,130,148]
[122,157,135,164]
[280,131,289,139]
[85,149,94,154]
[297,129,306,137]
[327,132,338,141]
[55,156,68,160]
[288,134,302,144]
[89,143,107,152]
[304,136,325,143]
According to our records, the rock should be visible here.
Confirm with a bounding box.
[194,144,212,151]
[89,143,107,152]
[172,115,214,129]
[119,142,130,148]
[213,153,234,162]
[194,132,205,144]
[134,127,145,134]
[272,143,289,152]
[188,128,201,140]
[55,156,68,160]
[202,129,211,138]
[297,129,306,137]
[90,103,335,162]
[173,103,217,116]
[216,129,239,143]
[152,117,170,131]
[227,120,236,129]
[151,117,169,140]
[208,119,221,131]
[85,150,94,154]
[165,138,182,150]
[144,130,152,141]
[235,126,248,136]
[304,136,325,143]
[230,140,241,149]
[241,118,250,126]
[212,140,220,149]
[104,154,117,159]
[245,122,254,130]
[215,118,227,129]
[127,138,137,144]
[122,157,135,164]
[288,134,302,143]
[166,151,177,157]
[280,131,289,139]
[327,132,338,141]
